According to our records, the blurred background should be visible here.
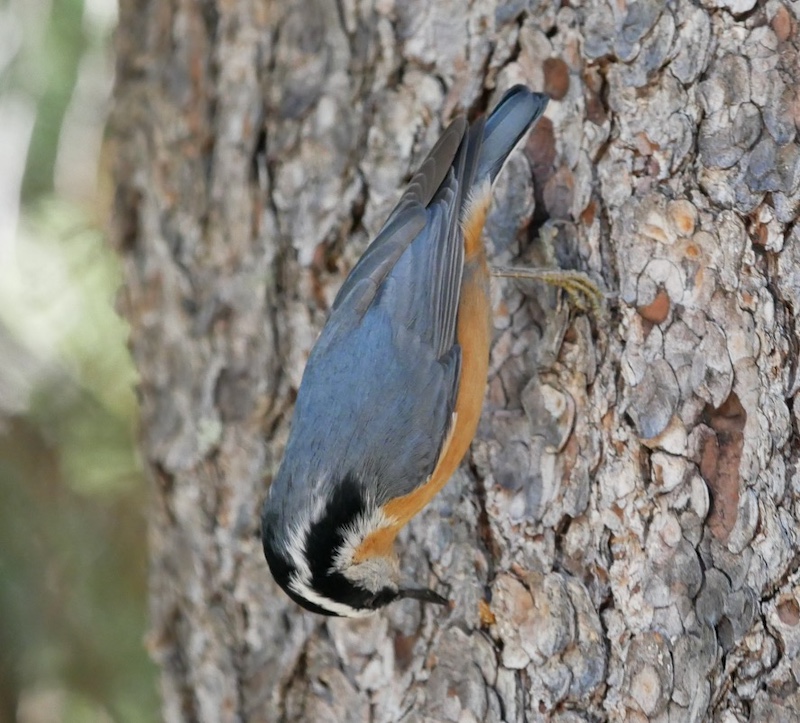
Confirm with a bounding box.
[0,0,157,721]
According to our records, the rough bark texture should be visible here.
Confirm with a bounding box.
[111,0,800,721]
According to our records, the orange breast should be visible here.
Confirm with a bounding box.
[353,189,493,563]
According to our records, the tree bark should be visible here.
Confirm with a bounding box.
[111,0,800,720]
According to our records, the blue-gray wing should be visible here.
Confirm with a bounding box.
[266,86,550,569]
[271,86,550,524]
[332,117,468,330]
[280,119,480,506]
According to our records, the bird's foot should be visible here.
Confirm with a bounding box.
[490,265,605,314]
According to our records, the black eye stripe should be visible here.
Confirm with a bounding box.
[303,474,382,610]
[263,474,399,614]
[304,473,365,584]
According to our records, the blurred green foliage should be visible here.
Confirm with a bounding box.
[16,0,86,201]
[0,0,158,721]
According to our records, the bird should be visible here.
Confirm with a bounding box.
[261,85,601,617]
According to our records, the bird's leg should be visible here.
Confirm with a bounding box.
[491,221,605,314]
[491,266,604,312]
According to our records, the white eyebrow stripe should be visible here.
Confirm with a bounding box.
[288,576,373,618]
[281,495,377,617]
[283,493,328,582]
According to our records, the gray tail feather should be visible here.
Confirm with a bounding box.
[475,85,549,184]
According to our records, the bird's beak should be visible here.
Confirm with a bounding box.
[397,587,450,606]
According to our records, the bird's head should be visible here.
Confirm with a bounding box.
[261,474,448,617]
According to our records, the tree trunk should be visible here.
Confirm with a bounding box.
[111,0,800,720]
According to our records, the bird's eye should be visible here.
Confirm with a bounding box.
[364,588,400,609]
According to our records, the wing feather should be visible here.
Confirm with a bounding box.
[269,88,549,529]
[332,118,468,315]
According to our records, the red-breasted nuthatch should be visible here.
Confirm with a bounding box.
[262,85,583,617]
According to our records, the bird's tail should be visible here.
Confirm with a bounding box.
[474,85,549,185]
